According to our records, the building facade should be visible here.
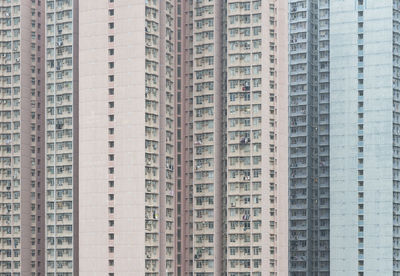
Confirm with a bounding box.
[0,0,45,275]
[79,0,288,275]
[0,0,288,275]
[192,0,224,274]
[289,0,400,275]
[224,0,287,275]
[189,0,288,275]
[178,0,194,274]
[79,0,176,275]
[288,0,330,274]
[330,0,400,275]
[6,0,400,275]
[44,0,78,275]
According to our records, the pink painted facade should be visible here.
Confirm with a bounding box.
[79,0,175,275]
[276,0,289,274]
[79,0,289,275]
[0,0,288,275]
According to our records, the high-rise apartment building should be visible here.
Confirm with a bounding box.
[1,0,288,275]
[79,0,287,275]
[223,0,287,275]
[191,0,224,274]
[288,0,330,274]
[179,0,196,274]
[0,0,45,275]
[289,0,400,275]
[7,0,400,275]
[188,0,288,275]
[44,0,78,275]
[79,0,176,275]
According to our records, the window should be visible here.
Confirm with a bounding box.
[109,9,114,16]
